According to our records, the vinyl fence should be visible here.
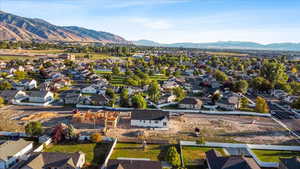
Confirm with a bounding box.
[180,141,300,168]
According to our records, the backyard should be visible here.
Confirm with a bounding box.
[182,146,226,165]
[110,143,169,161]
[252,149,300,162]
[45,142,112,167]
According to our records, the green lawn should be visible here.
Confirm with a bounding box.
[182,146,226,165]
[110,143,168,161]
[252,149,300,162]
[45,143,111,166]
[95,70,112,75]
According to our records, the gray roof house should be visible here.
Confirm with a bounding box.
[178,97,203,109]
[27,91,54,103]
[0,139,33,169]
[205,149,261,169]
[279,157,300,169]
[21,152,85,169]
[106,159,162,169]
[0,90,27,103]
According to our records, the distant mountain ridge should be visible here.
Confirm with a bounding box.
[133,40,300,51]
[0,11,128,44]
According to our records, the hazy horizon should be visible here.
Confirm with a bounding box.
[1,0,300,44]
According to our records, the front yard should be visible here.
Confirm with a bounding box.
[45,143,111,167]
[252,149,300,162]
[110,143,168,161]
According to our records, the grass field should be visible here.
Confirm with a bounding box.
[252,149,300,162]
[45,143,111,166]
[110,143,168,161]
[182,146,226,165]
[0,55,34,60]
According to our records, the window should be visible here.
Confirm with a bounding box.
[163,122,167,126]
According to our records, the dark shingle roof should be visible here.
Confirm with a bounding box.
[0,90,20,100]
[131,110,169,120]
[22,152,84,169]
[28,91,50,98]
[179,97,202,105]
[205,150,261,169]
[106,159,162,169]
[280,157,300,169]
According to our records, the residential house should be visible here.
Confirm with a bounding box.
[178,98,203,109]
[131,110,169,128]
[279,157,300,169]
[106,159,162,169]
[216,92,240,111]
[79,94,109,106]
[0,90,27,103]
[15,79,37,90]
[81,84,106,94]
[205,149,261,169]
[62,92,82,105]
[158,94,176,104]
[21,152,85,169]
[0,139,33,169]
[28,91,54,103]
[162,81,179,89]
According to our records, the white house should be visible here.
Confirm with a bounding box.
[131,110,169,128]
[0,139,33,169]
[15,79,37,90]
[81,85,98,94]
[0,90,27,103]
[28,91,54,103]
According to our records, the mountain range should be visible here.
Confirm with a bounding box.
[133,40,300,51]
[1,10,300,51]
[0,11,128,44]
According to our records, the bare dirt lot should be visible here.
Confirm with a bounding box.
[107,114,297,145]
[0,105,297,145]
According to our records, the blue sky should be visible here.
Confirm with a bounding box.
[1,0,300,44]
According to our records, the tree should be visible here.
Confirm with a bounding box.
[131,94,147,109]
[120,88,130,107]
[148,81,161,103]
[0,97,4,106]
[240,97,249,108]
[212,92,221,104]
[0,81,12,90]
[255,97,269,113]
[233,80,249,94]
[166,146,181,167]
[25,121,43,137]
[214,69,228,82]
[14,70,27,80]
[112,65,121,75]
[173,87,186,101]
[51,123,66,143]
[292,98,300,109]
[106,88,115,98]
[260,61,288,86]
[65,124,77,141]
[90,133,102,143]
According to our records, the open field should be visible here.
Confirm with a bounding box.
[0,49,64,54]
[45,143,111,166]
[252,149,300,162]
[206,51,248,57]
[0,55,34,61]
[110,143,168,161]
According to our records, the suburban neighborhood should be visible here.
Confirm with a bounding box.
[0,41,299,169]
